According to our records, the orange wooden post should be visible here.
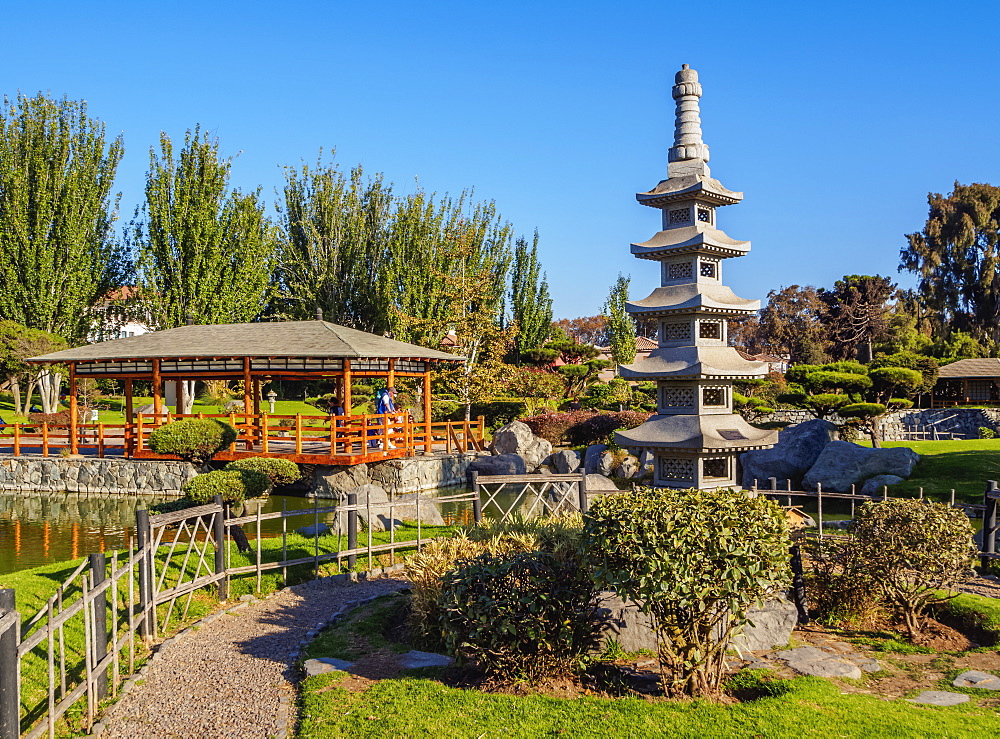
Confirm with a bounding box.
[42,423,49,457]
[13,424,19,456]
[229,413,238,452]
[152,359,163,418]
[295,414,303,455]
[422,371,432,454]
[98,424,105,458]
[343,360,353,414]
[137,415,144,451]
[242,359,253,449]
[445,420,452,454]
[262,413,269,454]
[69,364,79,455]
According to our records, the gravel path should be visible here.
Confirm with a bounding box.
[100,577,409,739]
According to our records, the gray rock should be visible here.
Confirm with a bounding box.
[467,453,527,478]
[859,474,905,497]
[597,451,615,476]
[802,441,920,493]
[584,444,609,474]
[856,658,882,673]
[135,403,156,418]
[953,669,1000,690]
[774,646,831,663]
[303,657,354,676]
[786,658,862,680]
[313,464,370,498]
[615,455,640,479]
[740,419,839,489]
[584,474,619,492]
[398,650,454,670]
[550,449,582,474]
[639,450,655,474]
[907,690,970,706]
[296,523,330,537]
[489,420,552,470]
[370,493,447,530]
[352,483,390,507]
[595,592,657,653]
[732,595,798,652]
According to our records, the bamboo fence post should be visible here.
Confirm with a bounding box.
[0,589,18,739]
[347,493,358,571]
[88,552,109,701]
[213,496,227,601]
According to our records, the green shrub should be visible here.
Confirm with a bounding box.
[438,549,598,680]
[850,498,975,638]
[583,487,790,698]
[225,457,300,486]
[980,426,996,439]
[148,419,237,465]
[435,399,529,430]
[182,469,269,505]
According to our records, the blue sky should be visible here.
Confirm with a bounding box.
[5,1,1000,318]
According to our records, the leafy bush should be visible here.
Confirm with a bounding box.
[850,499,975,638]
[438,549,597,680]
[148,419,237,465]
[225,457,300,486]
[583,487,790,698]
[27,411,73,425]
[521,410,597,444]
[566,410,652,446]
[580,378,632,410]
[504,367,565,400]
[980,426,996,439]
[435,399,529,430]
[182,468,270,505]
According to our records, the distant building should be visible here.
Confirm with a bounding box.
[595,335,658,380]
[88,287,151,343]
[932,358,1000,406]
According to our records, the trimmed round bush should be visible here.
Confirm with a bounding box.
[148,419,238,464]
[225,457,300,486]
[182,469,270,506]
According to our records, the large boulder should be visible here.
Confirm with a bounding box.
[313,464,370,499]
[732,595,798,652]
[615,454,640,479]
[584,473,619,492]
[584,444,609,474]
[859,474,905,497]
[489,420,552,470]
[368,492,447,531]
[467,453,527,479]
[740,419,839,490]
[549,449,582,474]
[802,441,919,493]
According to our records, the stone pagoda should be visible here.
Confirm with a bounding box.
[615,64,777,489]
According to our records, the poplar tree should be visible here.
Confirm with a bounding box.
[604,274,637,365]
[130,126,277,329]
[0,92,126,343]
[508,231,552,358]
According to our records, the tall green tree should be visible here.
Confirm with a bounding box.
[130,126,277,329]
[819,275,895,361]
[508,231,552,357]
[900,182,1000,343]
[276,156,395,331]
[603,273,636,365]
[0,92,126,342]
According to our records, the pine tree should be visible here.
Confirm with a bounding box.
[0,92,126,343]
[508,231,552,358]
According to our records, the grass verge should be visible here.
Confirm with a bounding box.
[876,439,1000,504]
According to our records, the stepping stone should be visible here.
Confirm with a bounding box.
[855,658,882,673]
[907,690,970,706]
[743,660,774,670]
[303,657,354,676]
[953,670,1000,690]
[398,650,453,670]
[787,659,862,680]
[774,646,831,662]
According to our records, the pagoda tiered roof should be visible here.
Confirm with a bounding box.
[626,284,759,316]
[631,224,750,260]
[619,346,770,380]
[636,174,742,208]
[616,413,776,452]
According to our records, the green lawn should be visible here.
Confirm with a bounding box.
[297,670,1000,738]
[876,439,1000,504]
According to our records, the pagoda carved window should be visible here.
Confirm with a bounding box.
[666,262,693,280]
[660,387,696,408]
[668,207,691,225]
[659,456,696,482]
[702,387,726,406]
[698,321,722,340]
[662,321,692,342]
[703,457,729,479]
[699,260,718,279]
[697,207,713,223]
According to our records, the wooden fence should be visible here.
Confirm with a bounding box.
[0,488,478,738]
[471,472,590,521]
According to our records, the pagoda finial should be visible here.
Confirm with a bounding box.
[668,64,710,169]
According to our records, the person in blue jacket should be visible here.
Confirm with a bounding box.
[370,387,398,449]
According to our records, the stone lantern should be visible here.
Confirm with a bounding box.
[615,65,778,489]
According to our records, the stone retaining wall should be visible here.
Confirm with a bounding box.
[758,408,1000,441]
[0,457,199,495]
[311,452,482,498]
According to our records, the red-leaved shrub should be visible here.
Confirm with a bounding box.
[521,411,598,444]
[566,411,653,446]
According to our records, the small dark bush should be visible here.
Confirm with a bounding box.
[148,419,237,465]
[436,399,529,430]
[225,457,300,486]
[522,410,597,444]
[438,549,598,680]
[566,410,652,446]
[28,411,73,425]
[183,469,269,505]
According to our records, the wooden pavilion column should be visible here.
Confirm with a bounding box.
[343,360,352,414]
[152,359,163,418]
[124,378,134,455]
[243,357,253,449]
[68,363,79,455]
[422,369,432,454]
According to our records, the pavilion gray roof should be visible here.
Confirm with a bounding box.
[615,413,776,451]
[28,320,463,364]
[937,358,1000,379]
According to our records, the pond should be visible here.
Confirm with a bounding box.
[0,489,487,576]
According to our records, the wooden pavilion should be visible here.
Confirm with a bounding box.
[931,358,1000,407]
[14,319,486,464]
